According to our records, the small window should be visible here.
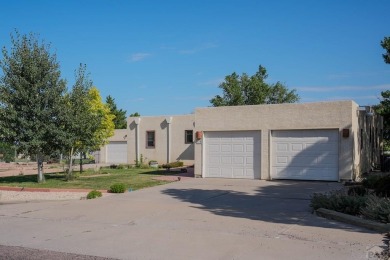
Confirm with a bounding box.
[146,131,155,148]
[185,130,193,144]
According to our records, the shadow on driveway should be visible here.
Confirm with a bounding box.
[161,179,374,233]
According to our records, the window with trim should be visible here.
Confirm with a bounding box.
[185,130,193,143]
[146,131,155,148]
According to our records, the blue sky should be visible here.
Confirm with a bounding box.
[1,0,389,116]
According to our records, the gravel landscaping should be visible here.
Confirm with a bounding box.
[0,190,111,203]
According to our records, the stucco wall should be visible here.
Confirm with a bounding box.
[194,101,358,180]
[127,115,195,165]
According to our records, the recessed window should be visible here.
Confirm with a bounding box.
[146,131,155,148]
[185,130,193,144]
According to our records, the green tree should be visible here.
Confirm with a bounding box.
[106,95,127,129]
[88,87,115,151]
[381,37,390,64]
[210,65,299,107]
[129,112,140,117]
[375,91,390,150]
[63,64,99,179]
[0,31,67,182]
[0,141,15,162]
[376,37,390,150]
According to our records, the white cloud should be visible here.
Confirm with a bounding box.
[198,78,224,87]
[327,70,390,80]
[179,43,218,55]
[300,95,380,104]
[295,84,390,92]
[129,53,151,62]
[171,96,211,101]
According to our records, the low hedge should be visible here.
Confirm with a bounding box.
[162,161,184,169]
[109,183,127,193]
[87,190,102,199]
[310,191,367,216]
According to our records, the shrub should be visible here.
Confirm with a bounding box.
[110,164,118,169]
[362,175,384,189]
[87,190,102,199]
[361,195,390,223]
[162,161,184,170]
[347,186,367,196]
[310,190,367,215]
[109,183,127,193]
[375,176,390,197]
[116,164,125,169]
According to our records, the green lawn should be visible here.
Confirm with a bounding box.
[0,168,172,191]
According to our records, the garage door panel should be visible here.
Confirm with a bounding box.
[209,144,220,152]
[204,131,260,179]
[233,168,244,177]
[106,141,127,164]
[221,156,231,164]
[221,168,233,177]
[221,145,231,152]
[209,155,221,164]
[207,167,221,177]
[246,157,254,164]
[272,130,338,181]
[245,144,254,152]
[317,154,338,164]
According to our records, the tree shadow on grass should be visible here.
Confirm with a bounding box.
[161,180,377,234]
[0,173,66,185]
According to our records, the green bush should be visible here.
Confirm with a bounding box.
[116,164,125,169]
[87,190,102,199]
[310,191,367,215]
[361,195,390,223]
[109,183,127,193]
[162,161,184,169]
[374,176,390,197]
[362,175,384,189]
[347,186,367,196]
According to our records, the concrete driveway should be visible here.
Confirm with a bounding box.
[0,179,385,259]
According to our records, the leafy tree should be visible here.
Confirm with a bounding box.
[0,31,67,182]
[106,95,127,129]
[130,112,140,117]
[381,37,390,64]
[62,64,99,179]
[0,142,14,162]
[210,65,299,106]
[376,37,390,150]
[88,87,115,151]
[375,91,390,150]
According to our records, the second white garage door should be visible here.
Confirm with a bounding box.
[271,129,339,181]
[106,141,128,164]
[204,131,260,179]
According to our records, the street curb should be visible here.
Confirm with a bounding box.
[316,208,390,233]
[0,186,108,193]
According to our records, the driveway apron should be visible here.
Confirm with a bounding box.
[0,178,384,260]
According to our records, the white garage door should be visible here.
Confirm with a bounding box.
[272,130,339,181]
[106,141,128,164]
[204,131,260,179]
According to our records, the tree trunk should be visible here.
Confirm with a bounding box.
[37,154,45,183]
[67,147,74,180]
[79,152,83,173]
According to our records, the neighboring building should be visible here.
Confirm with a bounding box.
[98,100,382,181]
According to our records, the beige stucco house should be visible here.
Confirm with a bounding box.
[98,100,382,181]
